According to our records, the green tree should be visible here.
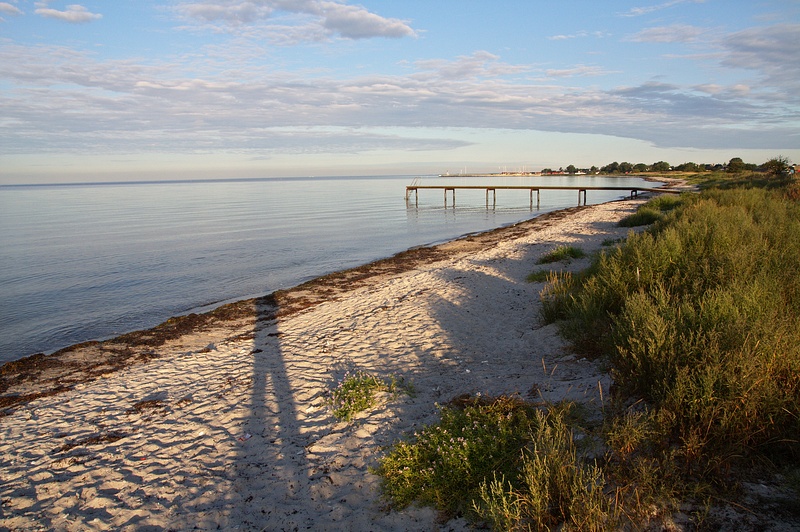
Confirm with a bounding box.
[676,162,699,172]
[727,157,746,173]
[762,155,791,176]
[633,163,648,173]
[566,164,577,175]
[652,161,671,172]
[619,162,634,174]
[601,162,620,174]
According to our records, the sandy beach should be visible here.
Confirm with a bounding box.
[1,197,652,531]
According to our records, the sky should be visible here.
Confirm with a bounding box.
[1,0,799,184]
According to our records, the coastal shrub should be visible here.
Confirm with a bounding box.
[549,187,800,478]
[375,395,538,517]
[537,245,586,264]
[646,194,683,212]
[618,206,662,227]
[618,194,687,227]
[375,396,619,528]
[475,405,617,531]
[539,270,581,324]
[329,371,411,422]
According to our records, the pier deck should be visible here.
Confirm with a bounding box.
[405,185,680,208]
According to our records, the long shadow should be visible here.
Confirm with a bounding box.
[225,207,632,528]
[227,295,319,529]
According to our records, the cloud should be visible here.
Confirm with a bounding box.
[1,30,798,163]
[175,2,273,24]
[548,31,610,41]
[629,24,705,43]
[721,23,800,90]
[35,4,102,23]
[313,1,415,39]
[0,2,23,17]
[545,65,612,78]
[621,0,705,17]
[413,51,530,81]
[174,0,416,40]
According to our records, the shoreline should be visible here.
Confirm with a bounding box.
[0,204,604,412]
[1,196,653,530]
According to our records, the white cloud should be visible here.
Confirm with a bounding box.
[413,51,530,81]
[629,24,705,43]
[0,2,23,16]
[1,26,798,164]
[621,0,706,17]
[175,1,273,24]
[314,1,415,39]
[174,0,416,40]
[722,24,800,79]
[545,65,612,78]
[548,30,610,41]
[35,4,102,23]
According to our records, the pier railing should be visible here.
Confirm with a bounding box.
[405,184,680,208]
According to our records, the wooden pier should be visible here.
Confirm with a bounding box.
[405,185,680,208]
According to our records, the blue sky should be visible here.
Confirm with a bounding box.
[1,0,798,183]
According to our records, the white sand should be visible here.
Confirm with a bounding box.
[1,198,648,531]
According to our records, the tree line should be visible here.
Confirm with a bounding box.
[541,155,794,177]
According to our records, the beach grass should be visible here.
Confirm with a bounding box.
[618,193,686,227]
[377,176,800,529]
[543,182,800,498]
[536,245,586,264]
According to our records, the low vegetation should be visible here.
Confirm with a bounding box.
[374,396,616,528]
[618,193,685,227]
[329,370,412,422]
[375,173,800,530]
[536,245,586,264]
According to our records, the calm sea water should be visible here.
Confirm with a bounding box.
[0,174,655,363]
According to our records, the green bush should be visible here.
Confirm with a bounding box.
[375,396,618,529]
[475,405,616,531]
[374,395,538,517]
[545,187,800,476]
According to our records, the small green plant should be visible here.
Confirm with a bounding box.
[329,371,410,422]
[526,270,550,283]
[537,245,586,264]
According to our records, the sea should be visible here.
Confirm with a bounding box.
[0,174,656,364]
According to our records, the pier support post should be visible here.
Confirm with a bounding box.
[529,188,541,210]
[486,188,496,208]
[444,187,455,207]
